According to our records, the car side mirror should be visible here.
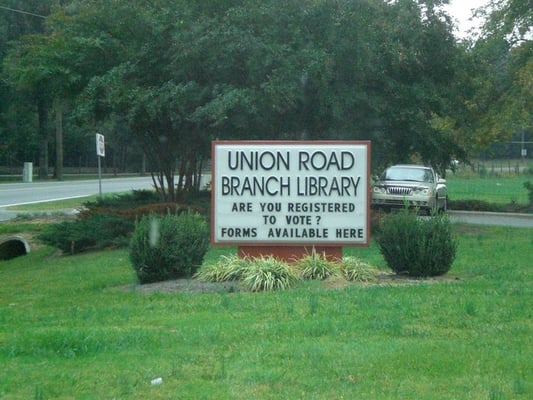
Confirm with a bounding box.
[437,178,446,185]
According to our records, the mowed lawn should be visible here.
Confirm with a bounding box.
[0,225,531,399]
[446,175,531,205]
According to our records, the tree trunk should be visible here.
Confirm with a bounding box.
[37,96,49,179]
[54,100,63,180]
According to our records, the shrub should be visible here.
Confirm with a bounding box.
[375,209,457,277]
[242,256,299,292]
[340,257,379,283]
[37,189,208,254]
[524,181,533,206]
[83,190,159,210]
[296,249,339,280]
[38,214,134,254]
[129,212,209,284]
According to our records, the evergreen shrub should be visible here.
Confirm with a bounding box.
[82,190,159,210]
[524,181,533,207]
[375,209,457,277]
[38,214,134,254]
[129,212,209,284]
[37,189,206,254]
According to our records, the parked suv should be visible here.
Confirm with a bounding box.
[371,164,447,214]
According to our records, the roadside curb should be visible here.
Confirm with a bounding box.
[448,210,533,228]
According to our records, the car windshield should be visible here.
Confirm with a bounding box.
[383,167,434,183]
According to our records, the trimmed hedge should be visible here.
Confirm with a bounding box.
[129,212,210,284]
[37,214,134,254]
[375,209,457,277]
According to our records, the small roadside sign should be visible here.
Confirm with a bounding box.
[96,133,105,157]
[96,133,105,197]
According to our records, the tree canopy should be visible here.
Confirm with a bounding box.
[1,0,531,196]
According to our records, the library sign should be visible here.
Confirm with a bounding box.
[211,141,370,246]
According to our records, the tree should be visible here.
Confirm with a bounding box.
[479,0,533,44]
[3,0,469,187]
[0,1,50,175]
[464,0,532,155]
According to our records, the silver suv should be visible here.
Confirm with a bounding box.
[371,164,447,214]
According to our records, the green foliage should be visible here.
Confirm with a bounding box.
[2,0,467,180]
[83,190,159,209]
[446,174,531,212]
[33,189,209,255]
[241,256,299,292]
[196,253,381,290]
[524,181,533,205]
[376,209,457,277]
[340,256,379,283]
[194,254,248,283]
[296,249,339,280]
[129,212,209,284]
[37,214,134,254]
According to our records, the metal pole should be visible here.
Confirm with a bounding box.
[521,131,525,163]
[98,155,102,197]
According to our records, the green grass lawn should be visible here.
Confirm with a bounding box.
[1,225,531,399]
[446,175,531,205]
[3,194,103,213]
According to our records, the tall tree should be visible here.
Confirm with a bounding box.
[464,0,532,154]
[0,1,50,174]
[3,0,468,187]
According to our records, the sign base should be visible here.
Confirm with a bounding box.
[238,246,342,263]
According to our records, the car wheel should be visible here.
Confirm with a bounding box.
[429,196,439,215]
[440,196,448,213]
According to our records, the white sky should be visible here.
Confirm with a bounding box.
[444,0,492,37]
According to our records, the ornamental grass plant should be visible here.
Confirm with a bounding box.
[195,251,381,291]
[195,254,249,282]
[296,248,339,280]
[339,256,379,283]
[241,256,300,292]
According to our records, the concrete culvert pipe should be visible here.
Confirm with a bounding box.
[0,236,30,260]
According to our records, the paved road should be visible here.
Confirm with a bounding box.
[0,176,154,207]
[448,210,533,229]
[0,176,154,221]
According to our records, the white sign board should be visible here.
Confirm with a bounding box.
[96,133,105,157]
[212,141,370,246]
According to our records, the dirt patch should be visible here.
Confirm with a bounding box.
[127,279,243,294]
[374,271,460,286]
